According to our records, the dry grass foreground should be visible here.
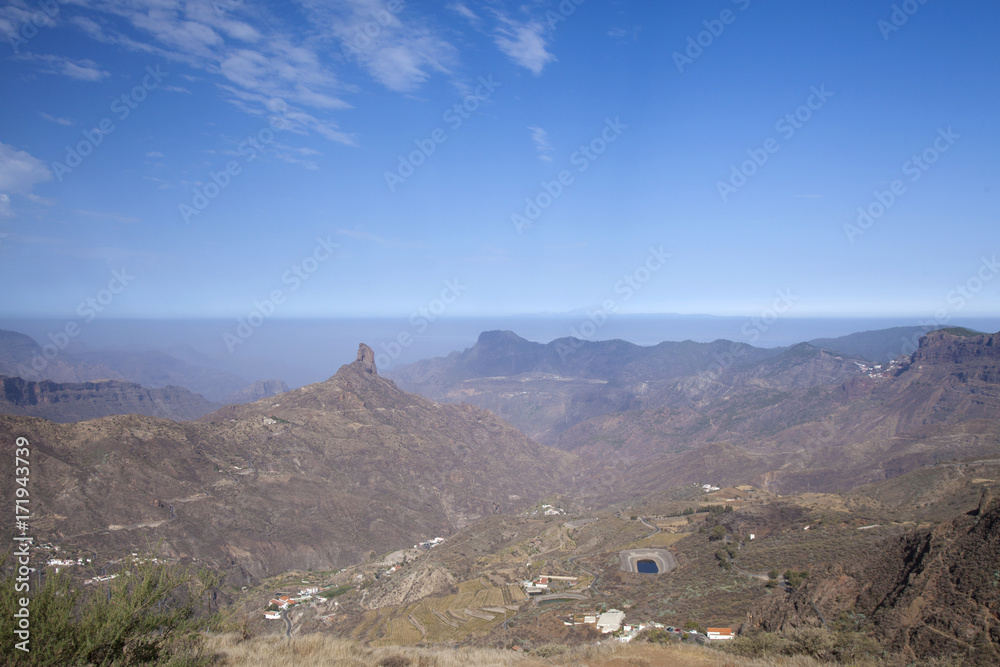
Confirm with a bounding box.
[204,632,837,667]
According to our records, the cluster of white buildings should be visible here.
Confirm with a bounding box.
[702,484,721,493]
[267,587,321,614]
[563,609,627,634]
[563,609,735,643]
[414,536,445,550]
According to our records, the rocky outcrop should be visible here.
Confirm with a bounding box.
[743,487,1000,664]
[911,330,1000,367]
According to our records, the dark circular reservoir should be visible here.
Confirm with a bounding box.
[636,559,659,574]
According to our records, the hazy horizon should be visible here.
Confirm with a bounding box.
[4,315,998,390]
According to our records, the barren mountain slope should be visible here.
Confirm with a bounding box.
[0,344,575,581]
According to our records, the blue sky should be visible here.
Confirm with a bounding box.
[1,0,998,322]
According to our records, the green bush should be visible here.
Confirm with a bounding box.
[637,628,674,644]
[319,584,352,598]
[0,551,217,665]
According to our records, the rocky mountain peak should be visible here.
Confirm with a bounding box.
[354,343,378,375]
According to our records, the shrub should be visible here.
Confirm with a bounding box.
[0,549,217,666]
[532,644,567,658]
[377,656,411,667]
[637,628,674,644]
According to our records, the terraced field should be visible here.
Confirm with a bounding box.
[355,577,527,646]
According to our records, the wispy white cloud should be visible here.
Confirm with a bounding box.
[18,53,110,81]
[40,112,74,126]
[315,0,457,93]
[449,2,480,25]
[0,142,52,193]
[0,142,53,218]
[494,18,554,75]
[146,151,164,158]
[66,0,356,147]
[528,125,553,161]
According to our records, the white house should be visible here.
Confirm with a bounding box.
[596,609,625,634]
[707,627,734,640]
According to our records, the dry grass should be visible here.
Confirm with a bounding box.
[202,632,841,667]
[627,532,690,549]
[354,578,524,646]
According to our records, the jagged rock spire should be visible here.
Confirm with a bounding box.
[355,343,377,375]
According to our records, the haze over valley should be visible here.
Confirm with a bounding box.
[2,0,999,664]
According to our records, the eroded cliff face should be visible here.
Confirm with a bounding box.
[910,331,1000,383]
[744,488,1000,664]
[911,331,1000,366]
[224,379,291,404]
[0,375,219,422]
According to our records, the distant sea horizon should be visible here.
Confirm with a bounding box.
[3,315,998,390]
